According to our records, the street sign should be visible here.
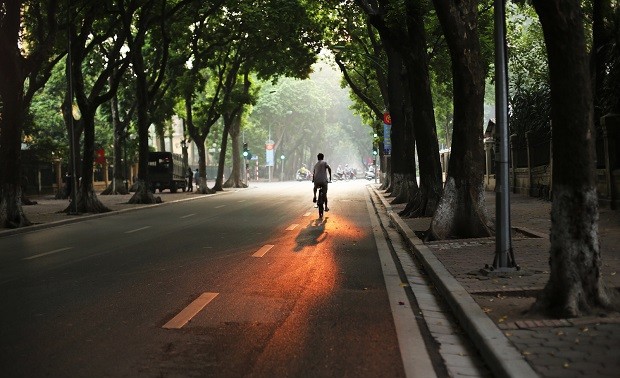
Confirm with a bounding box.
[383,122,392,154]
[265,140,275,167]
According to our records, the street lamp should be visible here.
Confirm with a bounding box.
[483,0,518,275]
[67,1,79,214]
[280,154,285,181]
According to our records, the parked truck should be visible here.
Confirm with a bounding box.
[148,152,186,193]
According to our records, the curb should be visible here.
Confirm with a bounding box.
[369,185,538,378]
[0,192,215,238]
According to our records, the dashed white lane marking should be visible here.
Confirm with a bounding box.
[23,247,73,260]
[180,213,196,219]
[163,292,219,329]
[303,211,312,217]
[286,224,298,231]
[237,200,246,203]
[215,205,226,209]
[252,244,275,258]
[125,226,151,234]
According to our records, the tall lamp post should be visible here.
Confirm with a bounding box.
[67,0,79,214]
[280,154,285,181]
[484,0,518,274]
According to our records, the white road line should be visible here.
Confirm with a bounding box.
[252,244,275,258]
[237,200,246,203]
[180,213,196,219]
[23,247,73,260]
[125,226,151,234]
[285,224,298,231]
[303,211,312,217]
[215,205,226,209]
[163,292,219,329]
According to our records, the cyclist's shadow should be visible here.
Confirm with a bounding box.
[293,217,329,252]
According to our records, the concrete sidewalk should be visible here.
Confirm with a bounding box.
[371,185,620,378]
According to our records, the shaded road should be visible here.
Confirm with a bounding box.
[0,181,409,377]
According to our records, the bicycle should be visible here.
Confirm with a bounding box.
[317,186,325,218]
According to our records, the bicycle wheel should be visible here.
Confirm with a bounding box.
[317,189,324,218]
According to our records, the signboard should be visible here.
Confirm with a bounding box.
[383,112,392,154]
[383,112,392,125]
[265,140,275,167]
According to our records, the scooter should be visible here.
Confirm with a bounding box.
[296,170,312,181]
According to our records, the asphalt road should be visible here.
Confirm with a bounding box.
[0,181,421,377]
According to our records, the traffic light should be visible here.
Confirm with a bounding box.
[243,143,252,160]
[372,148,378,156]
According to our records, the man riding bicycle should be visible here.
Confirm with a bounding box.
[312,153,332,211]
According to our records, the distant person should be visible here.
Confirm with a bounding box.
[312,153,332,212]
[194,168,200,190]
[186,167,193,192]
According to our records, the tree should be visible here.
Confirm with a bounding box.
[427,0,492,240]
[0,0,60,228]
[530,0,618,318]
[66,0,129,213]
[355,0,419,205]
[123,0,191,203]
[398,0,442,217]
[223,73,254,188]
[326,4,389,184]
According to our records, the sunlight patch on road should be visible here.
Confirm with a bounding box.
[163,292,219,329]
[286,224,298,231]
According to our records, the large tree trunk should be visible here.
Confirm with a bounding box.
[213,128,230,192]
[223,114,247,188]
[101,89,129,195]
[63,113,110,214]
[0,0,30,228]
[428,0,491,240]
[399,0,442,218]
[381,33,418,204]
[184,96,214,195]
[531,0,615,318]
[0,58,29,226]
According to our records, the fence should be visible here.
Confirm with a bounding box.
[479,114,620,209]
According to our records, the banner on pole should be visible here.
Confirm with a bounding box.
[265,140,275,166]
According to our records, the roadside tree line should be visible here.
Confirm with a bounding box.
[328,0,620,318]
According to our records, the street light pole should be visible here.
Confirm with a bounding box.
[67,0,78,214]
[280,154,285,181]
[485,0,518,274]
